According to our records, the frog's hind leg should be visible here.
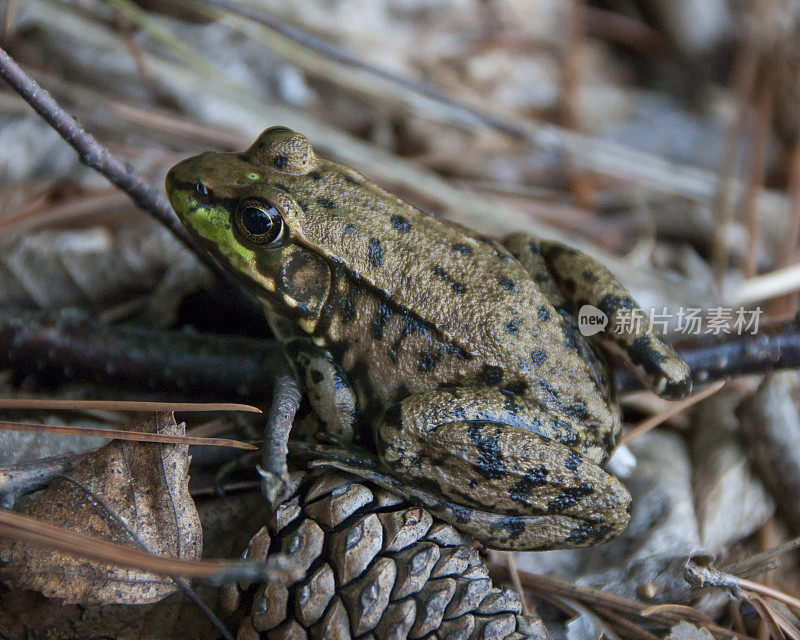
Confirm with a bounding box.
[371,388,631,549]
[294,440,625,551]
[503,234,692,399]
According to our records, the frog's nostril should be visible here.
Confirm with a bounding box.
[194,181,208,196]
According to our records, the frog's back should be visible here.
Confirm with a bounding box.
[274,155,615,433]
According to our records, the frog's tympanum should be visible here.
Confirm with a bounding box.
[166,127,692,551]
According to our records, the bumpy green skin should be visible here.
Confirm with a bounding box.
[166,127,692,551]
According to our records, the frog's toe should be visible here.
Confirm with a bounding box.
[655,365,693,400]
[624,334,693,400]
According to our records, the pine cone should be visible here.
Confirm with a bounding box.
[221,470,547,640]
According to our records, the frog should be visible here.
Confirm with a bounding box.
[166,127,692,551]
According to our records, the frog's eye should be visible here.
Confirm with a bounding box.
[235,198,285,245]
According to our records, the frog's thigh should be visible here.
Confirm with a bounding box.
[294,349,356,440]
[504,233,692,399]
[376,388,630,527]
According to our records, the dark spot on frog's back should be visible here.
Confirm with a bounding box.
[368,238,384,268]
[498,277,515,291]
[664,372,693,400]
[447,503,473,524]
[530,349,547,366]
[316,197,336,209]
[537,306,551,322]
[390,214,412,233]
[309,171,322,182]
[583,269,597,283]
[479,365,503,386]
[274,183,289,192]
[504,319,520,336]
[343,174,358,185]
[452,243,472,255]
[274,154,288,169]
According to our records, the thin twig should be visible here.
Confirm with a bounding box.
[0,452,88,508]
[0,419,256,450]
[771,137,800,318]
[710,0,762,285]
[493,566,753,640]
[0,398,261,413]
[0,508,300,582]
[580,6,668,55]
[3,0,17,35]
[505,552,530,616]
[739,578,800,613]
[728,262,800,305]
[615,381,726,449]
[688,558,800,636]
[560,0,595,209]
[598,607,662,640]
[723,536,800,578]
[112,7,149,79]
[0,45,226,279]
[742,32,779,278]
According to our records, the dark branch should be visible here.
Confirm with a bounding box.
[0,45,226,279]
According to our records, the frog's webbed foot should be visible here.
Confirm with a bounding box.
[503,233,692,399]
[290,441,623,550]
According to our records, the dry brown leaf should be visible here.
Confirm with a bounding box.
[0,411,202,604]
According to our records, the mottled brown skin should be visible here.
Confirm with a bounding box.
[166,127,692,550]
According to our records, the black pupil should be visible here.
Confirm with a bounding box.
[242,206,276,236]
